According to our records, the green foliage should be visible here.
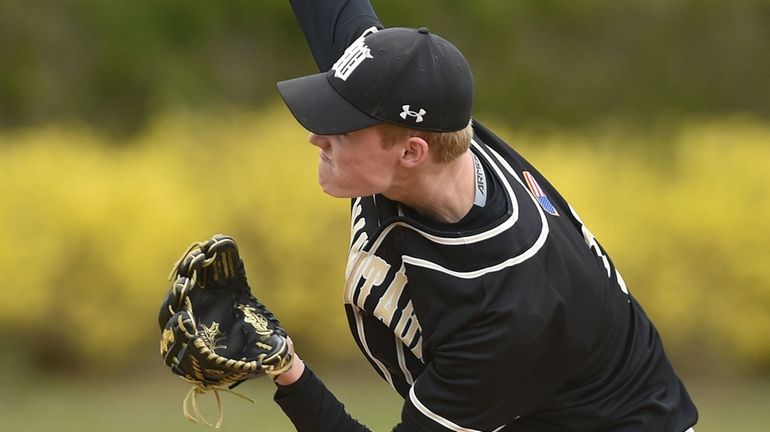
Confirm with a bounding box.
[0,0,311,134]
[1,108,769,377]
[0,105,353,371]
[1,0,768,135]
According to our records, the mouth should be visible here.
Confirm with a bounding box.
[319,152,332,164]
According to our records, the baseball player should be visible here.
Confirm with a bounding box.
[272,1,699,431]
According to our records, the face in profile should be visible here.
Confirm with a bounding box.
[308,126,403,198]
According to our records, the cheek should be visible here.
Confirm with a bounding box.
[355,158,393,190]
[332,160,386,196]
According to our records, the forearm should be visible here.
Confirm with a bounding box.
[274,354,371,432]
[288,0,382,71]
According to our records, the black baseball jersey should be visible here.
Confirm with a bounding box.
[276,1,698,431]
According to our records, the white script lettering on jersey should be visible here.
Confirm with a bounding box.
[344,198,424,359]
[568,204,629,295]
[332,26,378,81]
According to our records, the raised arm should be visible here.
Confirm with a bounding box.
[288,0,382,71]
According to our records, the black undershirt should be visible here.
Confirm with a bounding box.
[275,366,371,432]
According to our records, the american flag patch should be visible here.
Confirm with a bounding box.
[523,171,559,216]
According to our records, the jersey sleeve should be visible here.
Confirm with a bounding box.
[288,0,383,71]
[275,365,371,432]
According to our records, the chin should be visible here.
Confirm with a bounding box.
[318,182,347,198]
[323,189,357,199]
[317,176,379,198]
[318,184,368,199]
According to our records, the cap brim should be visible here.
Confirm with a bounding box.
[277,73,381,135]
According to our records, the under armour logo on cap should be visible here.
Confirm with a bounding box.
[400,105,426,123]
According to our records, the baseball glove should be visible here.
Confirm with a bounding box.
[159,234,293,428]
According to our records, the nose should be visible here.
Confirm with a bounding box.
[308,133,329,149]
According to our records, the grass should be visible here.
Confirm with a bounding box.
[687,378,770,431]
[1,363,768,431]
[0,364,402,432]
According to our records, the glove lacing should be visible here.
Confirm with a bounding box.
[168,240,209,281]
[182,383,255,429]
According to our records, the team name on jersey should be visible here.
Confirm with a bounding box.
[344,198,424,359]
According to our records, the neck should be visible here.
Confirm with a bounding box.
[384,151,476,224]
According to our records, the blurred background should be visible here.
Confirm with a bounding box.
[1,0,768,430]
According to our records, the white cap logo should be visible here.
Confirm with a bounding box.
[331,27,378,81]
[400,105,426,123]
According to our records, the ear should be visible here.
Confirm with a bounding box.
[399,136,430,168]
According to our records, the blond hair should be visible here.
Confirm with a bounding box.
[375,121,474,163]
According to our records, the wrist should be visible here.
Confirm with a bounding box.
[274,354,305,386]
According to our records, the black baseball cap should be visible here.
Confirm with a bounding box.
[277,27,474,135]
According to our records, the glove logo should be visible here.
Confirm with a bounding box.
[238,304,270,335]
[199,322,227,352]
[160,328,174,355]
